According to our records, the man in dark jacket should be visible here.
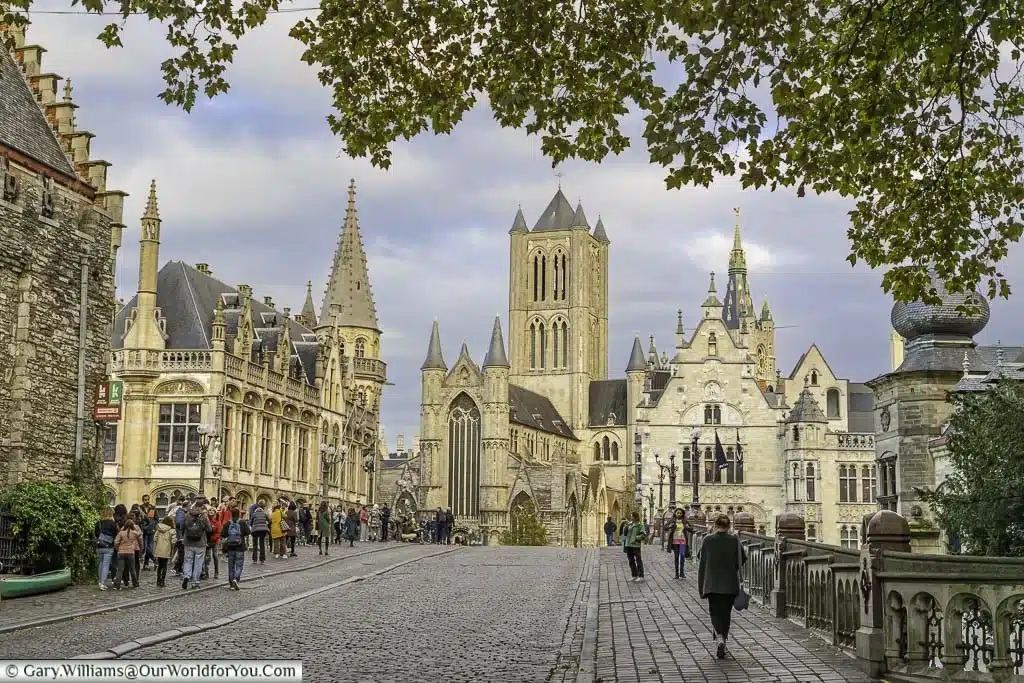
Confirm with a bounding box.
[697,513,747,659]
[604,517,616,546]
[181,503,213,590]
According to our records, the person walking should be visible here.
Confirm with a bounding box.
[317,501,332,555]
[666,508,689,579]
[359,506,369,542]
[285,501,299,557]
[697,513,747,659]
[153,515,176,587]
[343,507,359,547]
[623,511,647,581]
[220,507,251,590]
[270,503,286,559]
[603,516,616,546]
[94,507,117,590]
[249,502,269,564]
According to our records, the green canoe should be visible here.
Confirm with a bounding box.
[0,568,72,600]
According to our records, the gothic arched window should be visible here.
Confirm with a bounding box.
[560,322,569,368]
[553,320,560,369]
[532,255,540,302]
[530,323,537,369]
[704,406,713,424]
[355,338,366,358]
[593,443,601,461]
[561,253,568,299]
[602,436,610,461]
[708,332,718,356]
[713,406,722,424]
[826,388,841,418]
[538,323,547,369]
[447,393,481,516]
[553,252,561,300]
[611,442,619,461]
[806,462,816,501]
[811,370,819,385]
[541,255,547,300]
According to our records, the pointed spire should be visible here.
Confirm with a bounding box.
[760,297,773,322]
[702,272,721,308]
[510,206,528,233]
[143,179,159,220]
[648,335,658,364]
[421,320,446,371]
[729,207,747,274]
[300,280,318,328]
[570,201,590,229]
[592,215,609,242]
[533,189,576,231]
[456,339,475,366]
[483,316,509,368]
[676,309,685,335]
[708,271,717,293]
[626,335,646,373]
[320,178,379,330]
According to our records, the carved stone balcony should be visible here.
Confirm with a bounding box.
[347,356,387,383]
[110,349,212,374]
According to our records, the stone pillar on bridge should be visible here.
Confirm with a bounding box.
[856,510,911,679]
[770,512,805,618]
[733,511,755,536]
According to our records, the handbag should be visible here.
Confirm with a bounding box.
[280,518,291,533]
[97,531,114,548]
[733,535,750,611]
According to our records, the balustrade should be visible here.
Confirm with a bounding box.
[110,349,213,372]
[829,432,876,449]
[692,511,1024,682]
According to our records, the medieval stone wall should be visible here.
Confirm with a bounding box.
[0,167,116,485]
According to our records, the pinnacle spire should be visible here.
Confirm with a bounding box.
[570,201,589,229]
[728,206,746,274]
[143,179,159,220]
[626,335,646,373]
[593,215,609,242]
[301,280,318,328]
[510,206,528,233]
[319,178,379,330]
[482,316,509,368]
[421,320,446,371]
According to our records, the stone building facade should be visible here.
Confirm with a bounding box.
[635,216,876,546]
[0,25,126,486]
[104,181,385,513]
[411,193,876,547]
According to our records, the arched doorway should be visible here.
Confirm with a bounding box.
[611,499,621,524]
[152,486,197,518]
[507,492,544,545]
[393,492,416,521]
[565,495,580,548]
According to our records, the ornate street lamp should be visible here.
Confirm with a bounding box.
[319,441,341,503]
[667,448,679,511]
[690,426,702,511]
[646,486,655,525]
[196,423,219,498]
[653,451,668,512]
[633,431,643,510]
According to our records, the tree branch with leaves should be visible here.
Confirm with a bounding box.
[4,0,1024,302]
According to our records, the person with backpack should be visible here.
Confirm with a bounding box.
[220,507,251,590]
[153,515,176,587]
[623,511,648,582]
[173,496,187,575]
[94,506,117,590]
[202,505,221,581]
[181,502,212,589]
[249,502,269,564]
[343,507,359,547]
[270,503,287,558]
[285,501,299,557]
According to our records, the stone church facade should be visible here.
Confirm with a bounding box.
[409,192,879,547]
[0,25,126,486]
[104,181,384,513]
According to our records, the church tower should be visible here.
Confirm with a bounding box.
[507,188,609,432]
[317,179,386,412]
[121,180,167,352]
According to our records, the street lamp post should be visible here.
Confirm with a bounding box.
[646,487,655,525]
[690,427,702,511]
[632,431,643,512]
[653,452,667,511]
[668,449,679,511]
[319,441,340,503]
[196,423,218,498]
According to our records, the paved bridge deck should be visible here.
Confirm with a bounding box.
[588,545,878,683]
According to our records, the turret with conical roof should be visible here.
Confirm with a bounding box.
[570,201,589,229]
[483,316,510,368]
[626,336,646,373]
[509,207,528,233]
[122,180,167,352]
[421,320,446,371]
[592,215,609,242]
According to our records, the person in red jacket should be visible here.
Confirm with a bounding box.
[202,504,222,580]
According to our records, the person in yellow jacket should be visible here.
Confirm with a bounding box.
[270,503,287,559]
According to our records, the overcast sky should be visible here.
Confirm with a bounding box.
[28,7,1024,446]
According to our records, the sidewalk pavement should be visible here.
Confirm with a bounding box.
[0,540,396,633]
[594,545,879,683]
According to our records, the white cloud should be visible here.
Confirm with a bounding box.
[680,231,806,271]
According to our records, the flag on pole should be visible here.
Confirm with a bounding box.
[714,430,728,470]
[736,429,743,464]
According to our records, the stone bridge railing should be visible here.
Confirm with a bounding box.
[692,511,1024,683]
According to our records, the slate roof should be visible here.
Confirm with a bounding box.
[846,383,875,432]
[588,379,627,427]
[532,189,577,232]
[319,180,379,331]
[508,384,577,439]
[113,260,320,385]
[786,389,829,423]
[0,49,77,178]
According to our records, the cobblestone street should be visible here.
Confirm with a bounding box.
[0,545,881,682]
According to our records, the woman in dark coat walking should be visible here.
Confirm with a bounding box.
[343,507,359,547]
[697,513,746,659]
